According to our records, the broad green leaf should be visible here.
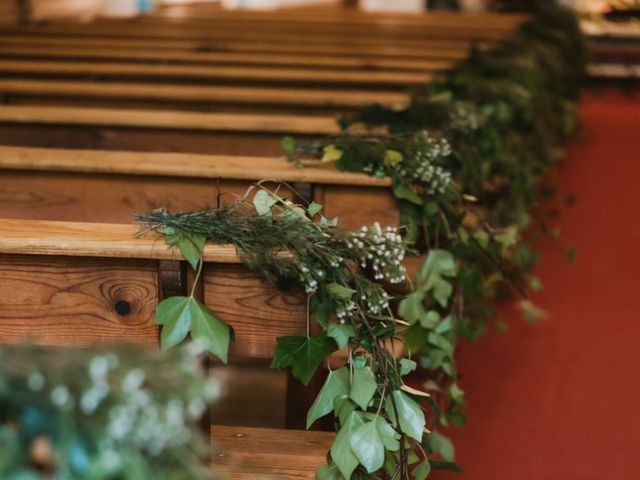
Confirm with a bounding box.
[350,366,377,410]
[425,431,455,462]
[413,460,431,480]
[424,201,440,218]
[350,421,385,473]
[416,250,457,308]
[429,460,463,472]
[253,190,277,216]
[308,201,323,217]
[306,367,350,429]
[326,283,356,301]
[315,463,343,480]
[376,417,400,452]
[322,145,343,163]
[392,182,424,206]
[164,231,206,270]
[311,297,332,328]
[434,316,453,334]
[331,412,363,480]
[189,298,231,363]
[398,293,426,325]
[399,358,417,376]
[334,395,357,425]
[428,333,453,354]
[385,390,426,442]
[420,311,441,330]
[156,296,193,351]
[384,149,404,167]
[270,334,338,385]
[327,324,355,350]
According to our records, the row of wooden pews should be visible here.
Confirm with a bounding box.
[0,4,523,478]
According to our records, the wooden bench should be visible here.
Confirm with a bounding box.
[0,218,333,477]
[0,145,398,230]
[0,105,340,155]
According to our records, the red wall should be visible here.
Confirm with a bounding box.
[436,91,640,479]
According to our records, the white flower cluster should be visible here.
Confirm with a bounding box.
[300,264,329,294]
[348,223,407,284]
[449,102,482,133]
[399,133,452,195]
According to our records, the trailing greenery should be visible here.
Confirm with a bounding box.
[137,189,459,479]
[0,343,220,479]
[281,6,588,466]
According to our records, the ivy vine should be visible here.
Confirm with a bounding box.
[281,6,588,465]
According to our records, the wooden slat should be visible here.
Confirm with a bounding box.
[0,253,159,346]
[0,45,448,72]
[0,59,431,88]
[0,218,240,262]
[0,105,340,134]
[212,425,334,480]
[0,35,470,60]
[0,146,390,187]
[0,78,409,110]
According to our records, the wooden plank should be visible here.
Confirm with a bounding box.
[0,59,431,88]
[0,218,240,262]
[204,264,306,361]
[0,45,448,72]
[0,35,470,60]
[0,253,159,347]
[0,146,390,186]
[0,105,340,134]
[0,78,410,110]
[212,425,334,480]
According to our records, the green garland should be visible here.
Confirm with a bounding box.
[282,6,587,463]
[137,189,449,479]
[0,343,219,479]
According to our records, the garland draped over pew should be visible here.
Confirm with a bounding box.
[276,6,587,477]
[136,8,587,480]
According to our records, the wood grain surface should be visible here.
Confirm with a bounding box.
[0,254,159,346]
[0,219,240,262]
[204,265,306,361]
[212,425,334,480]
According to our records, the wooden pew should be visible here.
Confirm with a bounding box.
[0,145,398,231]
[0,105,340,155]
[0,218,333,477]
[0,78,410,114]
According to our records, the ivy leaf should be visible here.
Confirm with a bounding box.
[315,463,343,480]
[322,145,343,163]
[384,149,404,167]
[270,334,338,385]
[189,298,231,363]
[429,460,463,472]
[350,366,377,410]
[398,292,426,324]
[425,431,455,462]
[420,311,441,330]
[334,395,357,425]
[326,283,356,301]
[399,358,417,376]
[156,296,194,351]
[376,417,400,452]
[156,296,231,362]
[331,411,363,479]
[327,324,355,350]
[308,201,323,217]
[416,250,457,307]
[392,181,424,206]
[412,460,432,480]
[165,231,206,270]
[311,296,333,328]
[253,190,277,216]
[306,367,350,429]
[350,421,385,473]
[385,390,426,442]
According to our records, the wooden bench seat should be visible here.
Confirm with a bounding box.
[0,145,398,229]
[0,77,409,114]
[212,425,333,480]
[0,105,339,155]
